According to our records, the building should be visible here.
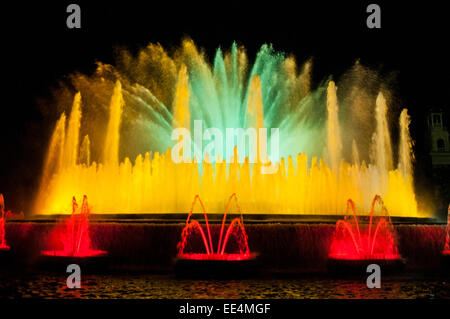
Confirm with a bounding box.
[428,110,450,165]
[427,109,450,218]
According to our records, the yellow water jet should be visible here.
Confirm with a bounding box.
[34,41,422,217]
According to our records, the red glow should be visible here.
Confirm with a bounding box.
[328,195,402,261]
[443,208,449,255]
[177,194,251,261]
[0,194,10,250]
[178,253,255,261]
[42,196,107,258]
[41,249,106,258]
[0,219,9,251]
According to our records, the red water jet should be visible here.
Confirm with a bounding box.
[0,194,10,251]
[328,195,401,260]
[42,195,106,257]
[177,193,253,261]
[443,205,450,256]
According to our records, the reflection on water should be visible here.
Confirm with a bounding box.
[0,272,449,299]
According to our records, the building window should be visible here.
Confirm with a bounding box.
[433,114,442,127]
[437,138,445,152]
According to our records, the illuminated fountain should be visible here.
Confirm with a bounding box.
[175,194,257,277]
[41,195,107,260]
[442,205,450,268]
[444,205,450,255]
[35,40,420,218]
[327,195,404,273]
[178,193,252,260]
[0,194,10,251]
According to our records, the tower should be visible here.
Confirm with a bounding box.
[428,110,450,161]
[427,109,450,219]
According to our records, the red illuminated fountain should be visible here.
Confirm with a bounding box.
[40,195,107,269]
[327,195,404,274]
[442,204,450,269]
[0,194,11,252]
[175,193,258,278]
[443,204,450,256]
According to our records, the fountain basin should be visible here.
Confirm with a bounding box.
[175,252,259,278]
[4,222,447,272]
[38,251,109,272]
[327,256,405,275]
[326,196,406,276]
[37,196,109,272]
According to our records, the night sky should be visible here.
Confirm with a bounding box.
[1,1,449,214]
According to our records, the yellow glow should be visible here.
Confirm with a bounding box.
[35,145,420,216]
[35,42,423,217]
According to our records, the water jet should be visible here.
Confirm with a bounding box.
[34,41,421,219]
[175,194,259,278]
[0,194,10,252]
[0,194,12,267]
[40,195,108,271]
[442,205,450,270]
[327,195,405,275]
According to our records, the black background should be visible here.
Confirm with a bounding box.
[1,1,449,215]
[1,299,449,316]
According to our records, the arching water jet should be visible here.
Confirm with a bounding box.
[175,194,258,278]
[327,195,404,274]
